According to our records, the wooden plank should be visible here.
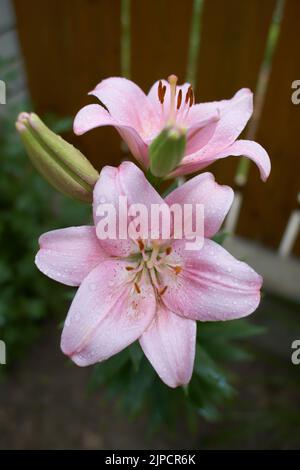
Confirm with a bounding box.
[237,0,300,256]
[131,0,194,92]
[195,0,276,185]
[13,0,122,170]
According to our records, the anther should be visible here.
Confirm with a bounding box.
[126,266,134,271]
[158,80,164,104]
[185,86,192,104]
[189,88,194,107]
[165,246,172,255]
[172,266,182,275]
[134,282,141,294]
[159,286,168,296]
[177,89,182,109]
[137,239,145,251]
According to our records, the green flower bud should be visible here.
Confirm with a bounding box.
[16,112,99,203]
[149,126,186,178]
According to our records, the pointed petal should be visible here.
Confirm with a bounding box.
[118,160,166,207]
[73,104,149,167]
[186,87,252,150]
[204,88,253,150]
[91,77,156,134]
[171,88,255,177]
[73,103,116,135]
[161,239,262,321]
[210,139,271,182]
[61,259,156,365]
[174,138,271,182]
[35,226,106,286]
[140,304,196,388]
[93,162,170,255]
[166,172,233,238]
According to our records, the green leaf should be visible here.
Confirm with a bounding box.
[212,231,229,245]
[89,349,130,390]
[128,342,144,371]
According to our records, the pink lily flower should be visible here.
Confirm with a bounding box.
[35,162,262,388]
[74,75,270,181]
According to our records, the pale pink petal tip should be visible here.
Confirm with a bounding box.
[140,305,196,388]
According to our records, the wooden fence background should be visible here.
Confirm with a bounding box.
[0,0,27,111]
[11,0,300,256]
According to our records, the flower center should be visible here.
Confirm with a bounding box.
[125,240,182,297]
[157,75,194,127]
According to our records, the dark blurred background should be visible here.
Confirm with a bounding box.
[0,0,300,449]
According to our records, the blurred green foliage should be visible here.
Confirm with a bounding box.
[0,57,89,372]
[90,319,264,430]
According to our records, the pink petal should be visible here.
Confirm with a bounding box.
[93,165,133,257]
[174,138,271,182]
[171,88,254,177]
[73,103,116,135]
[119,161,171,242]
[210,139,271,182]
[116,126,149,167]
[160,239,262,321]
[203,88,253,151]
[118,161,165,207]
[93,162,170,255]
[186,88,253,152]
[73,104,149,167]
[165,172,233,238]
[140,303,196,388]
[90,77,156,134]
[35,226,106,286]
[185,111,220,155]
[185,101,221,127]
[61,259,156,366]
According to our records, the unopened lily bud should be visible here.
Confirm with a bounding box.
[16,112,99,203]
[149,126,186,178]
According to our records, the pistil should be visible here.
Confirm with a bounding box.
[157,75,195,127]
[167,74,178,123]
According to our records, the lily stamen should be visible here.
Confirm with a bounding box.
[159,286,168,296]
[157,81,167,126]
[134,282,141,294]
[149,267,161,291]
[165,246,172,255]
[177,89,182,110]
[137,239,145,251]
[172,266,182,275]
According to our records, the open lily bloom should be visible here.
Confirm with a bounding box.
[74,76,270,181]
[35,162,262,388]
